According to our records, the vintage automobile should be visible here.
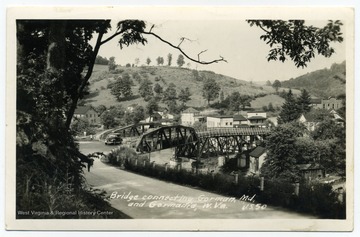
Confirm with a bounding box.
[105,134,123,145]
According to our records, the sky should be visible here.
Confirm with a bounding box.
[96,19,346,83]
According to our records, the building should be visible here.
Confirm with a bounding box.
[181,108,200,126]
[248,146,267,175]
[311,97,344,110]
[207,115,234,128]
[298,113,321,131]
[247,111,267,127]
[297,164,325,181]
[299,109,345,131]
[73,105,100,124]
[320,97,343,110]
[233,114,248,127]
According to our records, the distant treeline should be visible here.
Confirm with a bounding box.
[95,55,110,65]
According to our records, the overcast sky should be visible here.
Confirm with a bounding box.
[96,19,346,82]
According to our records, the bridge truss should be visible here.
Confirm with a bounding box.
[136,126,270,159]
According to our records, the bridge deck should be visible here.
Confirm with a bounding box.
[196,127,270,138]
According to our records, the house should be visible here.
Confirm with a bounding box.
[297,163,325,181]
[312,97,344,110]
[233,114,248,127]
[207,115,234,128]
[73,105,100,124]
[298,113,320,131]
[142,111,176,126]
[320,97,343,110]
[248,146,267,175]
[299,109,345,131]
[329,109,345,127]
[247,111,267,127]
[181,108,200,126]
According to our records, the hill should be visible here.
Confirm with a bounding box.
[84,64,277,109]
[281,61,346,98]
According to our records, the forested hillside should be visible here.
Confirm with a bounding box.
[84,64,276,108]
[281,61,346,98]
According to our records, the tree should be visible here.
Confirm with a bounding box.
[110,73,133,100]
[95,104,107,115]
[261,123,304,181]
[228,92,241,111]
[177,54,185,67]
[163,83,178,106]
[219,91,224,102]
[125,105,146,124]
[108,56,117,71]
[178,87,192,105]
[95,55,109,65]
[272,79,281,93]
[278,89,301,124]
[146,57,151,65]
[167,53,172,66]
[239,95,252,110]
[266,80,272,86]
[268,102,275,112]
[202,77,220,105]
[297,89,312,114]
[153,83,163,95]
[247,20,343,68]
[146,98,159,115]
[138,78,153,101]
[156,56,164,66]
[70,118,96,136]
[100,105,126,129]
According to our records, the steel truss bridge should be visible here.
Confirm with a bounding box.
[133,125,271,159]
[111,122,163,137]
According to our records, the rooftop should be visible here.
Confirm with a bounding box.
[233,114,247,121]
[74,105,94,115]
[249,146,266,158]
[248,116,266,120]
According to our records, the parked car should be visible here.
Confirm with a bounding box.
[105,134,123,145]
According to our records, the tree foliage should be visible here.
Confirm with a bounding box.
[110,73,133,100]
[167,53,172,66]
[146,98,159,115]
[278,89,300,124]
[272,79,281,92]
[247,20,343,68]
[177,54,185,67]
[178,87,192,104]
[261,123,305,181]
[95,55,109,65]
[202,77,220,105]
[108,56,117,71]
[156,56,164,66]
[297,89,312,114]
[138,78,153,101]
[146,57,151,65]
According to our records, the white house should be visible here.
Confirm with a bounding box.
[207,115,234,128]
[73,105,100,124]
[248,146,267,175]
[247,111,267,127]
[181,107,200,126]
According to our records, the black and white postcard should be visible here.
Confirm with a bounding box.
[5,6,354,231]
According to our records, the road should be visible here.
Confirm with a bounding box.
[80,141,315,219]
